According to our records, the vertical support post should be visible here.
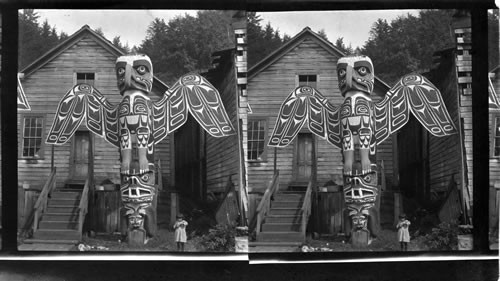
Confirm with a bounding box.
[171,191,178,226]
[51,145,54,170]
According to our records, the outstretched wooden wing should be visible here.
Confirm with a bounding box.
[46,84,120,147]
[268,86,342,149]
[375,74,457,145]
[152,73,235,144]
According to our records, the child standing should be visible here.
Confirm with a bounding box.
[173,214,188,252]
[396,214,411,251]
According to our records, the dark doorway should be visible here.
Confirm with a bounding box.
[397,115,430,204]
[174,115,207,202]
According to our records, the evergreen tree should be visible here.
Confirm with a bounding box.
[138,11,235,84]
[333,37,354,55]
[247,12,290,68]
[361,10,456,85]
[18,9,67,69]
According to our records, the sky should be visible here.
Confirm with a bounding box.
[258,10,420,49]
[34,9,422,50]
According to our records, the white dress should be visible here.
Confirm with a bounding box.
[174,220,188,243]
[397,219,411,242]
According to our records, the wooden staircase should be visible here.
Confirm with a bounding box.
[251,177,312,252]
[20,176,87,251]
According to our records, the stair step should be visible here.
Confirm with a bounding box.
[19,243,76,251]
[39,221,79,230]
[51,191,81,200]
[33,229,80,241]
[265,215,302,224]
[261,223,301,232]
[43,213,79,221]
[46,206,79,213]
[272,201,303,208]
[269,208,301,216]
[48,199,79,207]
[274,194,305,201]
[287,185,308,192]
[257,231,304,242]
[22,239,79,245]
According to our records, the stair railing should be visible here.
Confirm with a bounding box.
[300,178,313,241]
[256,170,280,234]
[77,176,91,240]
[33,168,57,232]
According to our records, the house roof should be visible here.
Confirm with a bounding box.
[248,27,390,90]
[20,25,169,91]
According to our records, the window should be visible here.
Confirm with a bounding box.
[76,72,95,86]
[21,115,45,158]
[247,119,267,161]
[492,115,500,157]
[298,74,317,88]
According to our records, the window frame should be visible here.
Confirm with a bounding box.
[247,117,268,163]
[19,113,46,160]
[491,112,500,158]
[74,72,96,86]
[296,74,319,88]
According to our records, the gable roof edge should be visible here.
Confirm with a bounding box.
[20,25,124,77]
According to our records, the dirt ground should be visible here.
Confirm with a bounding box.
[302,229,431,252]
[74,228,198,252]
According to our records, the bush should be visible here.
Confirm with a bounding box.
[198,223,236,252]
[423,221,459,250]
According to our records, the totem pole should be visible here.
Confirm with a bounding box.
[268,55,457,247]
[46,54,235,245]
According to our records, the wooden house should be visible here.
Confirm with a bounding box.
[17,25,242,235]
[412,12,474,225]
[246,28,396,242]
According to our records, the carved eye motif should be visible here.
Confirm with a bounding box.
[141,174,150,182]
[124,176,130,182]
[345,177,352,183]
[364,175,371,182]
[117,67,125,76]
[136,65,148,75]
[338,69,346,77]
[357,67,368,75]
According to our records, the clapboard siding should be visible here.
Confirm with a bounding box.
[18,32,171,190]
[206,54,240,194]
[247,36,393,193]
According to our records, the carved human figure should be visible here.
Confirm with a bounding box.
[337,55,376,175]
[115,55,154,174]
[120,163,157,240]
[343,163,380,239]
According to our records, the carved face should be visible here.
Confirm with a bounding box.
[121,171,155,204]
[351,213,368,230]
[344,168,378,204]
[116,54,153,95]
[124,203,150,229]
[337,56,374,96]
